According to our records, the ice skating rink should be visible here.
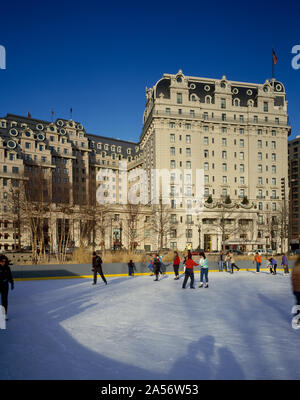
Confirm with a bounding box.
[1,271,299,380]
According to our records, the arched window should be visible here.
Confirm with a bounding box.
[233,98,240,107]
[205,96,211,104]
[190,94,197,102]
[248,100,254,107]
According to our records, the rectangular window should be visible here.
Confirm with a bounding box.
[186,148,191,157]
[170,134,175,143]
[240,139,244,147]
[185,123,191,130]
[177,93,182,104]
[222,138,227,146]
[166,108,170,115]
[264,102,268,112]
[204,137,209,145]
[258,140,262,148]
[240,164,245,173]
[222,113,226,121]
[190,110,195,117]
[170,160,175,169]
[221,98,226,109]
[186,135,191,143]
[170,147,175,156]
[222,151,227,159]
[204,150,209,158]
[222,163,227,172]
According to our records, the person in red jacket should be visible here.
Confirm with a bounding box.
[182,252,199,289]
[173,251,181,280]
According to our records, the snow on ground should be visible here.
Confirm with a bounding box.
[1,271,300,380]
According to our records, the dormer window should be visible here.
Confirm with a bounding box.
[233,98,240,107]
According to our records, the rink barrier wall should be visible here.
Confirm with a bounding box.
[12,259,294,281]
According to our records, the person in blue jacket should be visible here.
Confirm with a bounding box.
[147,258,154,276]
[281,253,289,275]
[268,257,277,275]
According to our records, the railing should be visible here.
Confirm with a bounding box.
[143,109,289,128]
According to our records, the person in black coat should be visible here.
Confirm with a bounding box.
[92,251,107,285]
[128,260,136,276]
[153,254,161,281]
[0,255,14,319]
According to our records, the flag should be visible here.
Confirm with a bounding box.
[27,112,31,119]
[272,49,278,65]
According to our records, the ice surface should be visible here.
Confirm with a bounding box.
[1,271,299,380]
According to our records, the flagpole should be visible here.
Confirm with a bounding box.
[272,48,274,79]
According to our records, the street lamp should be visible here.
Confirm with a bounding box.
[197,216,201,250]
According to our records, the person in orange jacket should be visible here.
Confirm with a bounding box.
[182,252,199,289]
[253,252,262,273]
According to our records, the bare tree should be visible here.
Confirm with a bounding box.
[211,203,240,252]
[151,196,175,251]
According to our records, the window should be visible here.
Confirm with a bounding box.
[170,160,175,169]
[239,115,244,123]
[170,147,175,156]
[203,126,209,132]
[221,98,226,109]
[271,141,276,149]
[204,137,209,145]
[222,188,227,197]
[169,122,175,129]
[240,164,245,173]
[272,153,276,161]
[186,148,191,156]
[258,177,263,185]
[234,98,239,107]
[177,93,182,104]
[258,140,262,148]
[240,139,244,147]
[25,142,31,149]
[204,175,209,183]
[258,202,263,211]
[264,102,268,112]
[275,117,279,125]
[221,127,227,133]
[190,110,195,117]
[222,138,227,146]
[222,113,226,121]
[205,96,211,104]
[258,165,263,173]
[272,190,277,199]
[222,151,227,159]
[254,116,258,123]
[240,152,244,160]
[222,163,227,172]
[204,150,209,158]
[170,134,175,143]
[240,189,245,197]
[271,130,276,137]
[272,165,276,174]
[185,123,191,130]
[186,161,191,169]
[272,203,277,211]
[186,135,191,143]
[272,178,276,186]
[239,128,244,135]
[204,162,209,171]
[222,176,227,184]
[258,152,262,161]
[166,107,170,115]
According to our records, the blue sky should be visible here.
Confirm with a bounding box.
[0,1,299,142]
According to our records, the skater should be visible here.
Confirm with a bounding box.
[225,252,231,273]
[182,253,199,289]
[173,251,180,280]
[0,255,14,320]
[147,258,154,276]
[153,254,161,281]
[281,253,289,275]
[268,257,277,275]
[292,256,300,323]
[92,251,107,285]
[218,251,224,272]
[229,251,240,273]
[128,260,136,276]
[158,253,166,275]
[199,252,209,288]
[253,252,262,273]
